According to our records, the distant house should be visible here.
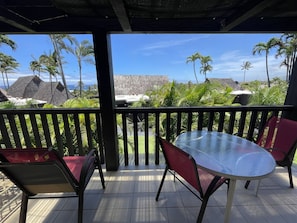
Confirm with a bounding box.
[114,75,169,95]
[7,75,73,106]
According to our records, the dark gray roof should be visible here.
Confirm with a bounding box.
[7,75,43,98]
[34,82,74,106]
[0,1,296,33]
[207,78,241,90]
[114,75,169,95]
[7,75,73,106]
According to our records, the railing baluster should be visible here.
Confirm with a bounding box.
[95,112,105,164]
[144,112,149,165]
[247,111,258,140]
[133,112,139,165]
[198,112,203,130]
[17,114,32,148]
[121,113,129,165]
[62,113,73,155]
[29,113,42,148]
[238,111,247,137]
[187,112,193,131]
[7,114,21,148]
[40,113,52,148]
[228,111,236,134]
[176,112,182,136]
[155,112,160,165]
[208,111,214,131]
[51,113,64,155]
[166,112,171,141]
[0,114,12,148]
[218,112,225,132]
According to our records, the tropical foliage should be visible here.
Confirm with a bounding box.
[0,34,17,89]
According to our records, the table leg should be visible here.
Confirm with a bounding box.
[224,179,236,223]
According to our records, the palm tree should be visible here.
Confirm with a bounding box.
[241,61,252,82]
[49,34,75,99]
[39,52,59,95]
[29,57,44,76]
[0,34,17,50]
[0,53,19,89]
[252,37,280,87]
[199,55,213,81]
[0,35,17,88]
[186,52,202,83]
[68,39,94,97]
[275,33,297,82]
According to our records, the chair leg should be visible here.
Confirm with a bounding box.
[78,192,84,223]
[19,193,28,223]
[95,151,105,189]
[288,166,294,188]
[98,164,105,189]
[196,198,209,223]
[244,180,250,189]
[156,167,168,201]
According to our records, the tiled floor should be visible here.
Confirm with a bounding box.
[3,165,297,223]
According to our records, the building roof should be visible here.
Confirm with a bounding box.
[7,75,43,98]
[0,0,296,33]
[114,75,168,95]
[207,78,241,90]
[7,75,73,106]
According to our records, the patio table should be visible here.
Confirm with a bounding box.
[175,130,276,223]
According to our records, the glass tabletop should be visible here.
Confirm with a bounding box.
[175,130,276,180]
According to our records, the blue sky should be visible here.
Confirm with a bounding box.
[2,33,285,86]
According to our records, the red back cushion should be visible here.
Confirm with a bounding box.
[0,148,60,163]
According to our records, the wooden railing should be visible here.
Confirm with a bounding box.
[0,105,295,167]
[0,108,105,161]
[115,105,295,165]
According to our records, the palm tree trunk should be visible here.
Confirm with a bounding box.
[5,72,9,88]
[1,72,7,89]
[193,62,198,84]
[50,36,70,99]
[265,54,271,87]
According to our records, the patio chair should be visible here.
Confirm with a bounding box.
[245,116,297,189]
[0,148,105,223]
[155,137,228,223]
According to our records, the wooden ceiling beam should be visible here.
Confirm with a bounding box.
[109,0,131,32]
[221,0,278,31]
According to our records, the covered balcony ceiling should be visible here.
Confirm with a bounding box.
[0,0,297,34]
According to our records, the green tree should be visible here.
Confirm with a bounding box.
[49,34,75,99]
[275,33,297,82]
[39,52,59,95]
[0,53,19,89]
[68,39,94,97]
[241,61,252,82]
[252,37,280,87]
[0,34,17,50]
[186,52,202,83]
[29,57,44,76]
[199,55,213,81]
[0,35,17,88]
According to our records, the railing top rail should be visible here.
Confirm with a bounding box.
[0,105,294,114]
[115,105,295,113]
